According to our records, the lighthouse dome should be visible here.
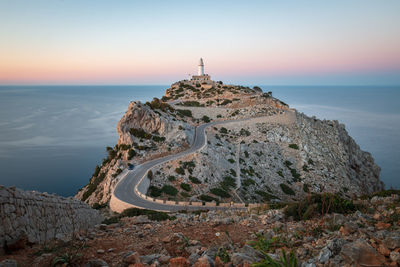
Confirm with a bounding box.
[199,58,204,66]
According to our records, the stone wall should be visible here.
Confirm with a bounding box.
[0,186,103,247]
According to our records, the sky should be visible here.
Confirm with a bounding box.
[0,0,399,85]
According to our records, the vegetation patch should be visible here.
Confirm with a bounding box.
[256,190,278,202]
[127,149,137,160]
[82,172,106,201]
[180,183,191,191]
[202,115,211,123]
[175,167,185,175]
[130,128,152,139]
[102,207,175,225]
[284,193,359,221]
[161,185,178,196]
[181,101,204,107]
[288,143,299,150]
[210,188,231,198]
[145,98,174,112]
[280,183,296,196]
[189,175,201,184]
[176,109,193,118]
[199,194,218,202]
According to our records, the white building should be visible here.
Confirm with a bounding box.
[191,58,211,81]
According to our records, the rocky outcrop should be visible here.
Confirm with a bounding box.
[117,101,194,147]
[0,186,103,248]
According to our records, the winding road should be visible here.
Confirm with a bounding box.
[112,119,248,212]
[111,111,294,212]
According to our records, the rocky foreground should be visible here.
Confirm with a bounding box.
[2,192,400,267]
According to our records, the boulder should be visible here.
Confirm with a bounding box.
[340,239,385,266]
[318,247,332,263]
[384,234,400,250]
[123,251,141,265]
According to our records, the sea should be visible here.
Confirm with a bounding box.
[0,85,398,197]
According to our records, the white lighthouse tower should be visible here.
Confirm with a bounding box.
[191,58,211,82]
[198,58,205,76]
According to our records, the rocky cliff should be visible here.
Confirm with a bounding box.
[0,186,103,250]
[75,80,383,205]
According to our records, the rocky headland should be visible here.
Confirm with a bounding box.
[76,79,382,207]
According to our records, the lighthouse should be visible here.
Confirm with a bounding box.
[198,58,205,76]
[191,58,211,82]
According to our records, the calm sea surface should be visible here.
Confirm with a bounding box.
[0,85,398,196]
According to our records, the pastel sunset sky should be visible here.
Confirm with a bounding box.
[1,0,399,85]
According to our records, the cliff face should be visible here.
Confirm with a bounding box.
[76,80,383,205]
[76,100,195,205]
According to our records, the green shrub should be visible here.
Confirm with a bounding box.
[177,109,192,117]
[202,115,211,123]
[288,144,299,150]
[121,207,173,221]
[92,203,107,210]
[129,128,152,139]
[149,186,162,197]
[280,183,296,195]
[147,170,153,179]
[254,249,298,267]
[228,158,235,164]
[256,190,278,202]
[182,161,195,169]
[92,165,101,177]
[118,144,131,150]
[219,127,228,134]
[168,175,176,181]
[243,178,256,187]
[230,169,237,176]
[284,160,292,167]
[146,98,174,112]
[290,168,301,182]
[220,99,232,105]
[210,188,231,198]
[200,194,218,202]
[180,183,191,191]
[82,172,106,201]
[152,135,166,142]
[106,146,117,159]
[220,176,236,190]
[181,101,203,107]
[277,170,284,178]
[162,185,178,196]
[240,128,251,136]
[127,149,137,160]
[112,168,123,178]
[189,176,201,184]
[284,193,358,221]
[175,167,185,175]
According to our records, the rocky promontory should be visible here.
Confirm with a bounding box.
[76,79,383,206]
